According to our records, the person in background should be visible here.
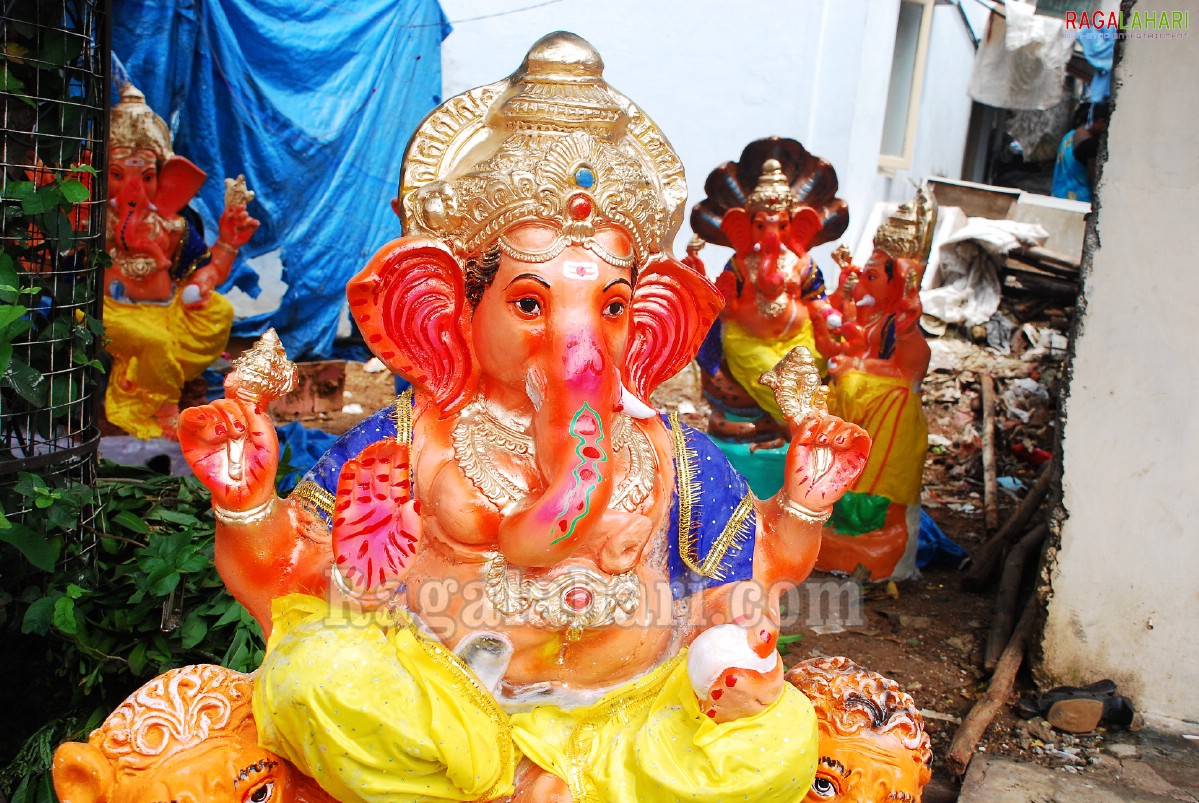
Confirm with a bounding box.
[1052,101,1110,203]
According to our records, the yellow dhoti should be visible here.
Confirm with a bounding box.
[103,292,232,438]
[722,319,825,422]
[254,594,818,803]
[827,370,927,506]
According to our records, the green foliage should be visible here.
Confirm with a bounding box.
[2,0,106,446]
[0,464,265,801]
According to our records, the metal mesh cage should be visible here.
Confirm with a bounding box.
[1,0,109,511]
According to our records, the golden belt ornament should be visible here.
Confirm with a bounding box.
[482,552,640,642]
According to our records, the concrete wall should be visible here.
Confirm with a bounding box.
[438,0,980,282]
[1043,0,1199,728]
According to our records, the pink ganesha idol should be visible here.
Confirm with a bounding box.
[103,84,259,439]
[81,33,877,803]
[812,191,937,580]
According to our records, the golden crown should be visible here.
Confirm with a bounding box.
[873,187,937,262]
[110,84,172,162]
[746,159,798,214]
[399,32,687,265]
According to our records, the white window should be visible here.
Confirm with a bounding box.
[880,0,936,172]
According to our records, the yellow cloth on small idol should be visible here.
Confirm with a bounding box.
[253,594,516,803]
[511,655,819,803]
[103,291,232,438]
[722,318,825,422]
[828,370,927,506]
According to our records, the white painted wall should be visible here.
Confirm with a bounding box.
[438,0,980,284]
[1043,0,1199,728]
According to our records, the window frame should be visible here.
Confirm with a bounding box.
[879,0,937,173]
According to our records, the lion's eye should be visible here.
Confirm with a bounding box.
[811,775,838,798]
[247,780,274,802]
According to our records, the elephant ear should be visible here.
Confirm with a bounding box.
[719,207,754,255]
[347,237,475,415]
[626,256,723,400]
[154,155,207,217]
[787,206,824,253]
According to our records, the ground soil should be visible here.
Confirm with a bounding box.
[269,293,1082,798]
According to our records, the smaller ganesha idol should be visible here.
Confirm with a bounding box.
[786,657,933,802]
[104,84,259,439]
[812,191,936,580]
[686,137,848,445]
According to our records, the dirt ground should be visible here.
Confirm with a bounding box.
[272,294,1083,796]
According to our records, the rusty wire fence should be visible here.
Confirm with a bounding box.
[1,0,109,523]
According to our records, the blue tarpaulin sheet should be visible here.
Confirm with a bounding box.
[112,0,450,358]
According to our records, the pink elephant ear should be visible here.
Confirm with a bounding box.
[626,256,723,400]
[347,237,476,415]
[154,155,207,217]
[719,207,754,255]
[787,205,823,253]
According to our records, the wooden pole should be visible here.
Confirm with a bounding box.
[981,373,1000,532]
[945,597,1037,776]
[961,461,1055,591]
[984,523,1048,671]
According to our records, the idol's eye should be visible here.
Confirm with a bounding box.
[811,775,838,798]
[245,780,274,803]
[514,297,541,316]
[603,299,626,318]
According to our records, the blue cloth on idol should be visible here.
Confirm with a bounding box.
[291,406,758,598]
[112,0,451,359]
[170,210,210,282]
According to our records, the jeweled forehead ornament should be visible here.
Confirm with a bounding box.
[110,83,172,163]
[399,31,688,271]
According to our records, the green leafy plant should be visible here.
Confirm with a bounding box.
[0,464,265,803]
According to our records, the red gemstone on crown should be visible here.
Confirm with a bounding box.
[568,193,592,220]
[565,586,593,611]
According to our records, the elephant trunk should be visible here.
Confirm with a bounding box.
[498,329,620,568]
[756,229,786,299]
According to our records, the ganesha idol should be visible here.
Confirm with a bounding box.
[686,138,849,444]
[58,33,880,803]
[811,192,936,581]
[104,84,259,439]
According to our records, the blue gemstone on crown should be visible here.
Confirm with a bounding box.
[574,166,595,189]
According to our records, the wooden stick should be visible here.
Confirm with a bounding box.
[984,522,1048,671]
[961,461,1055,591]
[945,597,1037,776]
[981,373,1000,532]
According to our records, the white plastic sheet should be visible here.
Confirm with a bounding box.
[968,1,1076,111]
[920,216,1049,327]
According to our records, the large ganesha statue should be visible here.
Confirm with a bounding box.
[812,192,936,580]
[103,84,259,439]
[686,138,849,443]
[62,34,878,802]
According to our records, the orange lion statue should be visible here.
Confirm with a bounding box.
[786,656,933,801]
[52,664,334,803]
